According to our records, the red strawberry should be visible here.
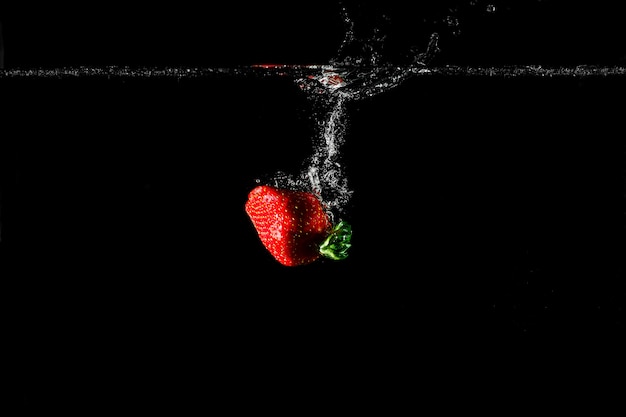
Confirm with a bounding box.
[245,185,352,266]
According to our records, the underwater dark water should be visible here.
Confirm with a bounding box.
[2,1,625,413]
[2,64,625,412]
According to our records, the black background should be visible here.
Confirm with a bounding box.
[2,0,626,68]
[2,1,625,414]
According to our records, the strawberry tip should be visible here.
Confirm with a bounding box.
[319,220,352,261]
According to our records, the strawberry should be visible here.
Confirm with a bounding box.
[245,185,352,266]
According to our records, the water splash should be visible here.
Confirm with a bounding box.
[264,5,442,221]
[254,0,596,221]
[261,2,469,219]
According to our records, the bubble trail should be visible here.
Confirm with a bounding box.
[304,94,351,221]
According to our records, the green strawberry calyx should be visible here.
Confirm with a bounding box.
[319,220,352,261]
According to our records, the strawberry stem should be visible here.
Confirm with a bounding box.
[319,220,352,261]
